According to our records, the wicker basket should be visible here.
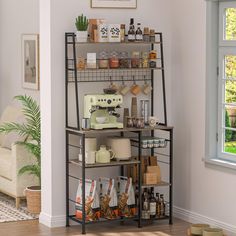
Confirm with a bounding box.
[24,186,41,214]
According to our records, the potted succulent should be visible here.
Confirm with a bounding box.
[0,95,41,214]
[75,14,89,42]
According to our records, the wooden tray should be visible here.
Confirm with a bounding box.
[187,228,227,236]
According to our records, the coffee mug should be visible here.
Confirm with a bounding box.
[143,83,152,95]
[130,84,141,96]
[85,151,96,164]
[120,85,130,96]
[148,116,158,127]
[81,118,90,130]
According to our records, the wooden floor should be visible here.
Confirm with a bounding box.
[0,218,190,236]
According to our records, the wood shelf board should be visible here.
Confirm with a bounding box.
[69,158,140,168]
[141,181,171,188]
[66,125,173,135]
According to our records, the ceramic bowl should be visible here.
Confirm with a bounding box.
[203,228,223,236]
[191,224,210,235]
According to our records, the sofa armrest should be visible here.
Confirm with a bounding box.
[11,143,39,196]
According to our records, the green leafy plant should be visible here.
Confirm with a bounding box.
[225,110,232,142]
[75,14,89,31]
[0,95,41,186]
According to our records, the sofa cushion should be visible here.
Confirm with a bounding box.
[0,106,25,149]
[0,147,12,180]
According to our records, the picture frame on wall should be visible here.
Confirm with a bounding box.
[22,34,39,90]
[91,0,137,9]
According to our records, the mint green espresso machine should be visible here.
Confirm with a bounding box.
[84,94,124,129]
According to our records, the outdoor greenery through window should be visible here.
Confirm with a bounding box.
[222,4,236,156]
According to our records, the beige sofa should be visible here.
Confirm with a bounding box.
[0,106,38,208]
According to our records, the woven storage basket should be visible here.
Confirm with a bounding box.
[25,186,41,214]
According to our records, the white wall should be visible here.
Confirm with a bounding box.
[39,0,173,227]
[0,0,39,113]
[171,0,236,234]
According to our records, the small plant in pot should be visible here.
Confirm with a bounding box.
[0,95,41,214]
[75,14,89,42]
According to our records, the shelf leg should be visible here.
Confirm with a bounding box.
[82,133,86,234]
[138,131,142,228]
[169,129,173,225]
[66,130,70,227]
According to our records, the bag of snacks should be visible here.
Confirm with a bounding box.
[75,179,100,221]
[116,176,136,217]
[98,177,118,219]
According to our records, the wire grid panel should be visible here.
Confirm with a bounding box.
[68,67,152,83]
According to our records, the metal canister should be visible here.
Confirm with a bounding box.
[140,100,150,124]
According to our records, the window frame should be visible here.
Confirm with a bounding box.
[205,0,236,166]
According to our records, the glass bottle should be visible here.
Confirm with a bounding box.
[143,192,149,211]
[135,23,143,41]
[128,18,135,42]
[149,188,156,218]
[142,52,149,68]
[160,194,165,217]
[156,193,161,218]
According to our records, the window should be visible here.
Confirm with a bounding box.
[206,0,236,165]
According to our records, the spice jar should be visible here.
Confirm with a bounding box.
[77,57,85,70]
[119,51,130,68]
[131,51,140,68]
[99,51,109,69]
[109,51,119,68]
[150,29,155,42]
[142,52,149,68]
[120,24,126,42]
[127,116,134,128]
[149,50,157,59]
[143,27,150,42]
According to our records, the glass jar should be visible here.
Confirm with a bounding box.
[119,51,130,68]
[150,29,155,43]
[109,51,119,68]
[142,52,149,68]
[99,51,109,69]
[131,51,140,68]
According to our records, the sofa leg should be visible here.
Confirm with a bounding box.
[16,197,20,209]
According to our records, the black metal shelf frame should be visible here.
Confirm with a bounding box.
[65,32,173,234]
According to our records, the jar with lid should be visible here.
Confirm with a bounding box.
[131,51,140,68]
[142,52,149,68]
[150,29,155,43]
[99,51,109,69]
[143,27,150,42]
[119,51,130,68]
[109,51,119,69]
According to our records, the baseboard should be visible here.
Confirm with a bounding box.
[39,212,66,228]
[173,206,236,235]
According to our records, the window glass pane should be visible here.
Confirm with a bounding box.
[225,107,236,128]
[225,80,236,104]
[224,129,236,155]
[225,55,236,79]
[225,8,236,40]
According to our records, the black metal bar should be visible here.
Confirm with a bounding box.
[160,33,167,125]
[65,34,69,129]
[66,130,69,227]
[138,131,142,228]
[72,33,80,130]
[82,133,86,234]
[169,128,173,225]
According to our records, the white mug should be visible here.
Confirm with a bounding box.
[85,151,96,164]
[148,116,158,127]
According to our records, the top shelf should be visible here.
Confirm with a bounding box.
[65,32,162,45]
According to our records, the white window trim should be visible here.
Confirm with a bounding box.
[205,0,236,168]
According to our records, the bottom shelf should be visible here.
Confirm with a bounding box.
[69,214,170,225]
[69,215,138,225]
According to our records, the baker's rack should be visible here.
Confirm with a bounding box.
[65,32,173,234]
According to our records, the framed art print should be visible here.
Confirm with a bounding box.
[91,0,137,9]
[22,34,39,90]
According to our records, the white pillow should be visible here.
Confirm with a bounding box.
[0,106,26,149]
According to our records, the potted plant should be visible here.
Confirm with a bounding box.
[75,14,89,42]
[0,95,41,214]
